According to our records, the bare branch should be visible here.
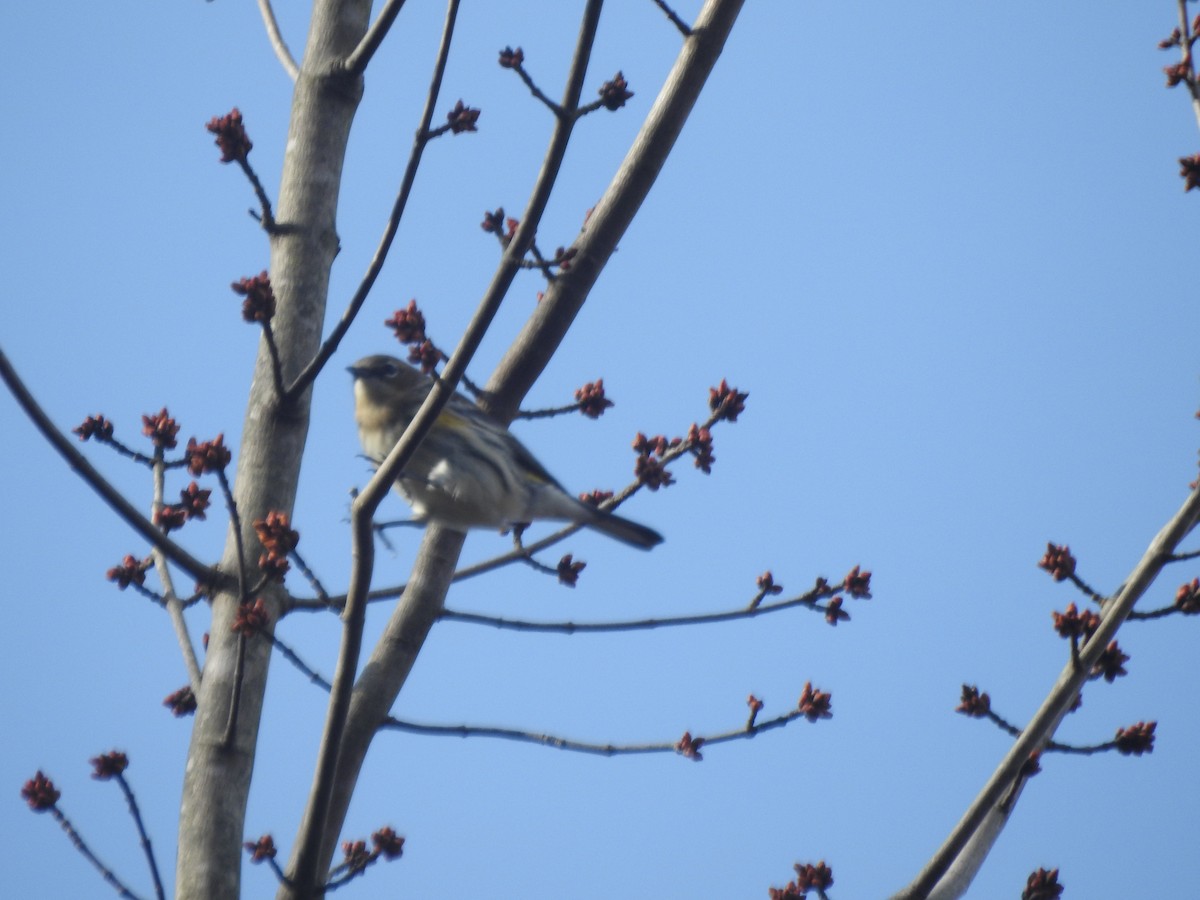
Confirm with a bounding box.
[112,773,167,900]
[286,0,456,401]
[650,0,692,37]
[0,347,218,587]
[380,707,817,757]
[439,578,844,634]
[344,0,408,77]
[257,0,300,81]
[48,805,146,900]
[1175,0,1200,131]
[893,485,1200,899]
[150,456,203,693]
[485,0,748,420]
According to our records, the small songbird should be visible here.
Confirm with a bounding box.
[348,355,663,550]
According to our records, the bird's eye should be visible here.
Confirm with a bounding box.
[381,363,400,378]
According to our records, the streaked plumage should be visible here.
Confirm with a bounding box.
[349,355,663,550]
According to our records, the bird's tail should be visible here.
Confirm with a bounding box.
[585,508,663,550]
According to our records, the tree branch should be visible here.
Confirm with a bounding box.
[0,347,218,587]
[380,707,816,757]
[257,0,300,81]
[892,485,1200,899]
[343,0,408,77]
[286,0,455,401]
[150,455,203,693]
[439,579,844,633]
[484,0,747,421]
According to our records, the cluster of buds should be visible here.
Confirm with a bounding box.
[383,300,445,374]
[254,510,299,583]
[1175,578,1200,614]
[20,771,60,812]
[1051,602,1100,641]
[155,482,211,534]
[372,827,405,860]
[797,682,832,722]
[746,694,764,728]
[1092,640,1129,683]
[768,861,834,898]
[384,300,427,345]
[1038,543,1076,581]
[232,597,270,637]
[556,554,586,587]
[598,72,634,111]
[445,99,480,134]
[341,840,372,874]
[186,434,232,476]
[843,565,872,599]
[1180,155,1200,192]
[1114,721,1156,756]
[232,272,275,324]
[89,751,129,780]
[674,731,704,761]
[408,340,444,374]
[163,685,197,717]
[708,379,748,423]
[1022,866,1063,900]
[632,432,678,490]
[956,684,991,718]
[106,554,151,590]
[206,108,252,163]
[480,208,519,245]
[574,380,613,419]
[244,834,277,863]
[142,408,180,451]
[72,414,114,442]
[498,46,524,69]
[755,571,783,603]
[824,596,848,626]
[687,423,714,473]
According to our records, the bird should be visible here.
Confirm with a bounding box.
[348,354,663,550]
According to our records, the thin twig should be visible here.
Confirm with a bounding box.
[512,401,584,420]
[151,454,203,692]
[344,0,409,77]
[286,0,454,402]
[49,806,146,900]
[650,0,692,37]
[268,626,818,759]
[1067,571,1107,605]
[0,347,217,585]
[217,468,251,749]
[257,0,300,80]
[290,549,332,607]
[977,709,1122,756]
[439,581,843,634]
[1176,0,1200,131]
[380,707,812,756]
[262,322,286,400]
[238,157,278,231]
[223,634,249,750]
[270,633,333,691]
[509,61,564,117]
[115,774,166,900]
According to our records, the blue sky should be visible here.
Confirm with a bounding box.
[2,2,1199,897]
